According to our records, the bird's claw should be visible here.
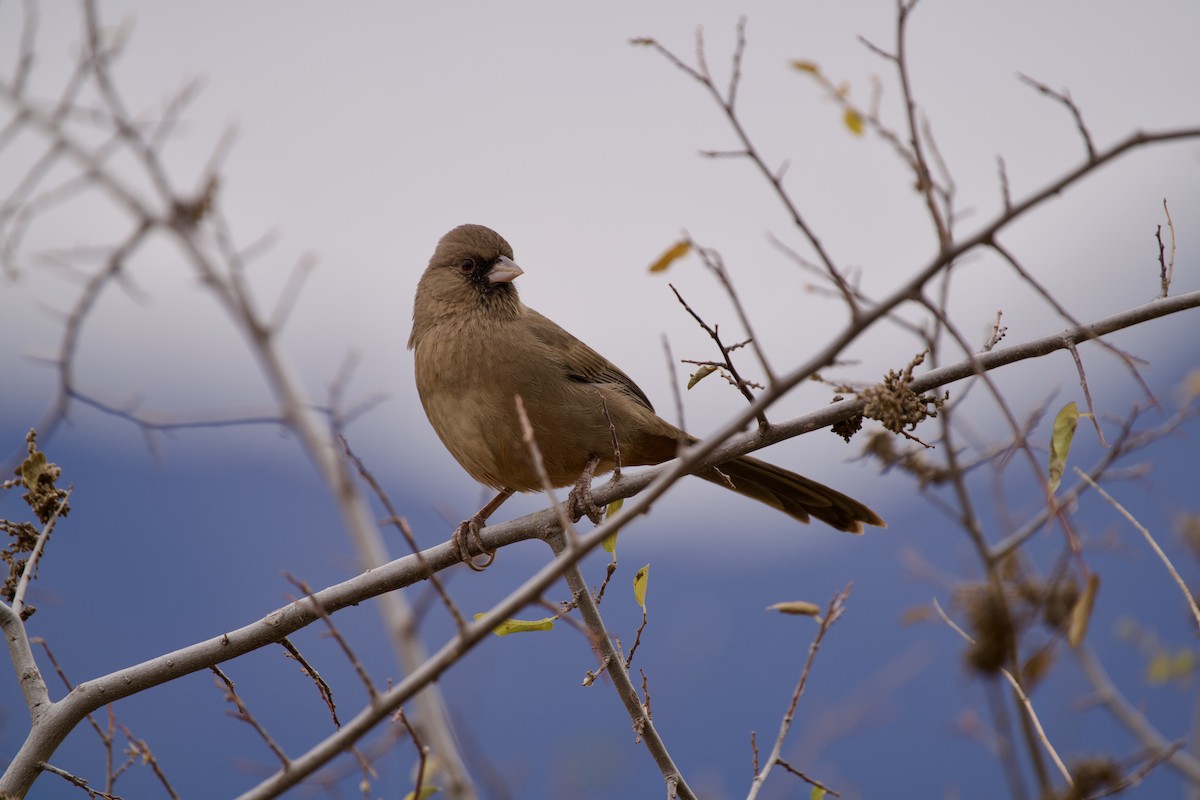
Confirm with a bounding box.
[567,459,605,525]
[452,516,496,571]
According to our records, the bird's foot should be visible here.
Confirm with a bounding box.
[450,488,513,571]
[567,454,605,525]
[451,515,496,572]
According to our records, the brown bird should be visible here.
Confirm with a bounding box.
[409,224,884,568]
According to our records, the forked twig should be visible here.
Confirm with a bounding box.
[746,585,850,799]
[669,282,768,426]
[1017,72,1096,161]
[210,665,289,768]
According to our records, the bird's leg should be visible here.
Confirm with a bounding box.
[452,488,514,571]
[566,454,605,525]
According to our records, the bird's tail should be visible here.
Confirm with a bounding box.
[699,455,886,533]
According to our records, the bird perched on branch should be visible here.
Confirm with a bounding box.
[409,224,884,568]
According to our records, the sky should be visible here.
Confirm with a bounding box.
[2,1,1199,798]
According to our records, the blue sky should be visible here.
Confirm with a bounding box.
[2,1,1199,798]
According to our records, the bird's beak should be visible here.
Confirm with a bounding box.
[488,256,524,284]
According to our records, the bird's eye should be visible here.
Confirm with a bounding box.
[458,258,476,274]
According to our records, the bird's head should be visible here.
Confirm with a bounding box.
[428,224,522,296]
[409,224,525,348]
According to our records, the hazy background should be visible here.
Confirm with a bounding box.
[2,1,1199,797]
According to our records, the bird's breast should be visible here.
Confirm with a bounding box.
[413,319,648,492]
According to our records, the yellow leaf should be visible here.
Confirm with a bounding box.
[766,601,822,621]
[1067,573,1099,648]
[1147,651,1171,685]
[843,108,865,136]
[811,787,827,800]
[602,498,623,556]
[687,364,718,389]
[1183,369,1200,403]
[1170,648,1194,681]
[402,787,439,800]
[790,59,820,74]
[633,564,650,610]
[1048,401,1080,493]
[473,613,555,636]
[648,240,691,273]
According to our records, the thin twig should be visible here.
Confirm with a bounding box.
[661,335,687,450]
[623,606,649,671]
[1064,340,1106,447]
[596,389,623,480]
[118,727,180,800]
[286,575,378,702]
[35,762,121,800]
[773,759,841,797]
[267,253,318,333]
[996,156,1012,212]
[513,394,576,536]
[983,310,1007,352]
[669,282,768,426]
[690,239,778,386]
[893,0,950,247]
[545,531,697,800]
[1159,198,1176,298]
[990,238,1154,412]
[279,637,341,728]
[1074,469,1200,631]
[393,709,429,800]
[1017,72,1096,161]
[632,26,859,311]
[989,407,1148,561]
[210,665,290,768]
[11,488,73,619]
[746,585,850,800]
[338,438,465,631]
[932,598,1073,787]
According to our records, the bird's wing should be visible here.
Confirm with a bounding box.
[524,309,656,412]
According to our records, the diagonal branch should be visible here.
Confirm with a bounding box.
[746,585,851,799]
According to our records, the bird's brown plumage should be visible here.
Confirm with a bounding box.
[409,224,884,533]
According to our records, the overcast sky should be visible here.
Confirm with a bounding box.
[2,3,1200,798]
[6,1,1198,498]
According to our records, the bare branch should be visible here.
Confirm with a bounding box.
[118,727,181,800]
[1074,468,1200,631]
[746,585,851,799]
[1158,198,1176,298]
[10,487,71,619]
[210,664,290,767]
[1017,72,1096,161]
[633,28,861,311]
[669,281,767,424]
[35,762,121,800]
[279,636,342,728]
[338,438,465,632]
